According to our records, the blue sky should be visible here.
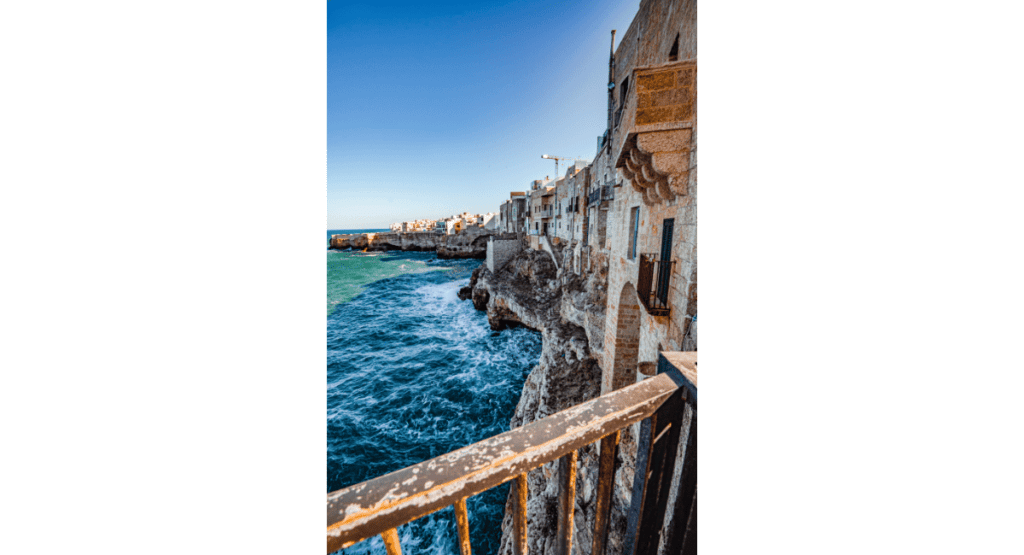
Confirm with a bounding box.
[327,0,640,229]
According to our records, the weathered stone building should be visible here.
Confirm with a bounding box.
[553,165,588,245]
[500,192,527,235]
[490,0,695,393]
[597,0,696,393]
[526,178,554,249]
[565,164,589,246]
[435,218,463,235]
[540,178,560,239]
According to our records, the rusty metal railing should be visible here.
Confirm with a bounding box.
[327,353,697,555]
[588,183,616,207]
[638,254,675,317]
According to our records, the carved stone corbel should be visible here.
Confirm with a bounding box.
[619,128,691,204]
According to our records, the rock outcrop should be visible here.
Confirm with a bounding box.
[329,228,509,259]
[461,246,634,555]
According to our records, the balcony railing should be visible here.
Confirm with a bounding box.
[637,254,675,316]
[588,184,616,206]
[327,353,698,555]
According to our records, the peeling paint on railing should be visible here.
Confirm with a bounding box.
[326,372,680,552]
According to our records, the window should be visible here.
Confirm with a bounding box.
[668,33,680,62]
[657,218,675,304]
[614,77,631,128]
[628,206,640,260]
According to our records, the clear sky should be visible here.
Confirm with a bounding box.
[327,0,640,229]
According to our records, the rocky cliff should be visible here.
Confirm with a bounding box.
[459,246,636,555]
[329,227,509,259]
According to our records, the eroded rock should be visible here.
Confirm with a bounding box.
[328,228,512,258]
[459,246,632,555]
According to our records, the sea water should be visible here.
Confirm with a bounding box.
[327,230,542,555]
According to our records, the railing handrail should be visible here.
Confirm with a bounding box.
[326,371,685,552]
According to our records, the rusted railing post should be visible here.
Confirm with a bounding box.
[381,528,402,555]
[591,431,620,555]
[623,358,696,555]
[555,450,578,555]
[513,473,528,555]
[454,498,472,555]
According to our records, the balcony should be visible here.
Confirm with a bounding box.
[327,352,697,555]
[637,254,675,316]
[588,183,616,206]
[614,59,696,206]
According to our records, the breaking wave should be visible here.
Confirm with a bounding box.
[327,251,542,555]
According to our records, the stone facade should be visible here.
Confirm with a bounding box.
[500,194,528,235]
[540,179,559,240]
[553,165,589,246]
[598,0,696,395]
[526,179,554,250]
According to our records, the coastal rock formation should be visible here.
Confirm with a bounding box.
[461,247,635,555]
[559,254,610,356]
[329,227,509,259]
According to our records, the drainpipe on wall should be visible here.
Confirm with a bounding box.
[607,29,616,141]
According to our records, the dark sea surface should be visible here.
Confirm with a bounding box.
[327,229,542,555]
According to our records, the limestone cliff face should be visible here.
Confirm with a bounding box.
[460,247,633,555]
[329,228,507,259]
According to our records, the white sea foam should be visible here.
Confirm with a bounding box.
[327,262,541,555]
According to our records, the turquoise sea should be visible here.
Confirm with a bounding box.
[327,229,542,555]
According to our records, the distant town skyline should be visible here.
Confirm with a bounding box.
[327,0,640,229]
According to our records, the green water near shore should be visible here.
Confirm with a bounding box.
[326,250,446,315]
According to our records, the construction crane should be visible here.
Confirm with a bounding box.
[541,154,589,179]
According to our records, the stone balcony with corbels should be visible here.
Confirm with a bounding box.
[614,59,696,206]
